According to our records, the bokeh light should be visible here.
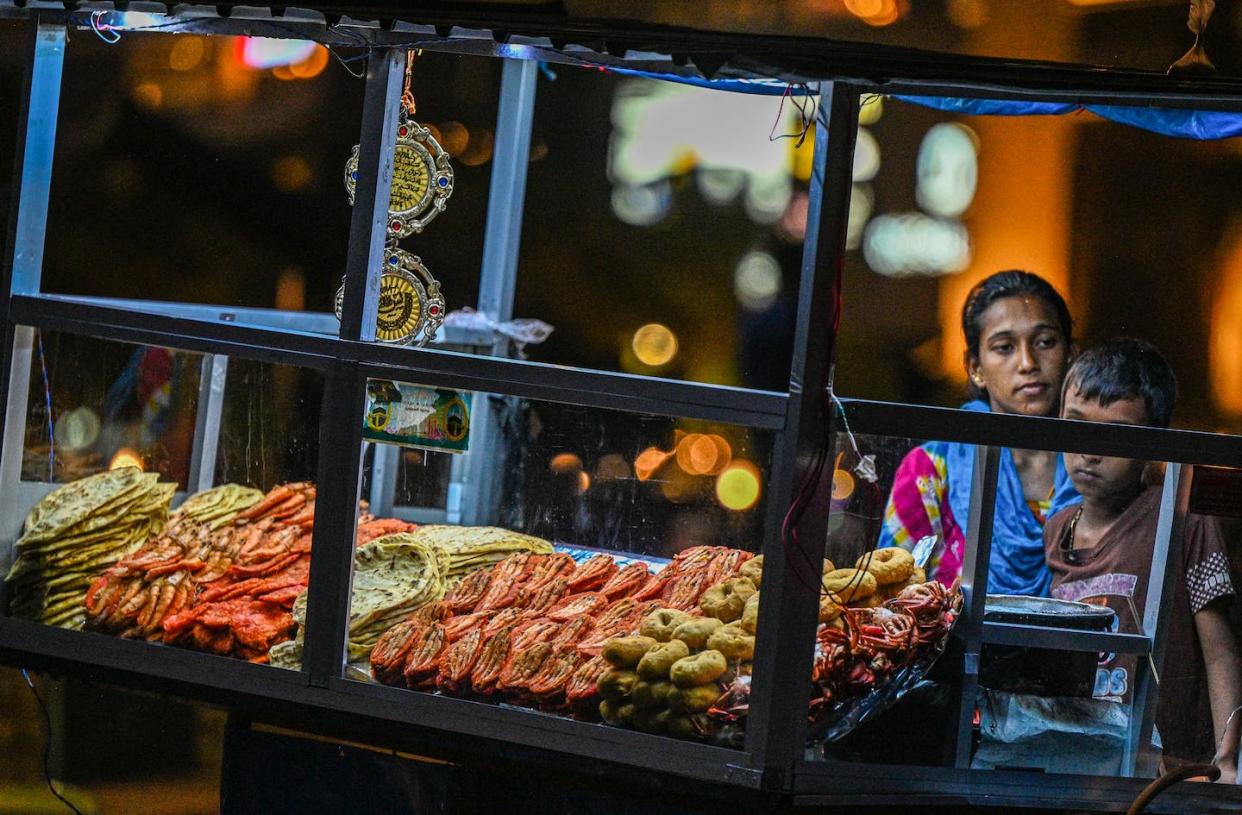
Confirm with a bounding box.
[611,181,673,227]
[459,127,495,167]
[631,323,678,367]
[595,453,631,481]
[863,213,970,277]
[947,0,989,29]
[734,251,782,311]
[109,448,144,471]
[675,433,725,476]
[858,94,884,126]
[845,0,906,26]
[831,468,856,501]
[846,184,874,251]
[288,46,329,79]
[852,127,880,182]
[635,447,671,481]
[716,461,762,511]
[168,37,206,72]
[237,37,317,70]
[550,452,584,473]
[133,82,164,109]
[437,121,470,156]
[916,123,979,218]
[270,155,313,193]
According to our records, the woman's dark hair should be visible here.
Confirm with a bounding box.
[1063,338,1177,428]
[961,270,1074,401]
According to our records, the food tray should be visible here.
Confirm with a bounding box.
[984,594,1114,631]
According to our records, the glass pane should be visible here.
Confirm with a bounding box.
[333,377,775,748]
[513,70,806,389]
[807,427,1242,783]
[1,327,322,671]
[40,34,497,328]
[836,95,1242,436]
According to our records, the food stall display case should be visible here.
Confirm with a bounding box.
[2,5,1242,812]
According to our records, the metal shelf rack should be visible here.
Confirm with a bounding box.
[1,6,1241,812]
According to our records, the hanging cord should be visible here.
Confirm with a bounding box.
[1126,763,1220,814]
[768,84,818,148]
[1124,704,1242,813]
[775,130,884,598]
[400,48,423,116]
[89,10,121,44]
[35,329,54,479]
[21,669,85,815]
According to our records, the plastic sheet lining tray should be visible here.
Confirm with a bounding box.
[980,595,1115,698]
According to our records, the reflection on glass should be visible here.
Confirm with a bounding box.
[338,380,773,747]
[817,426,1242,783]
[3,330,323,672]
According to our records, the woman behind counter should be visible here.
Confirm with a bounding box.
[878,270,1080,596]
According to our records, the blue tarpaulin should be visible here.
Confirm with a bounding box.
[897,95,1242,141]
[588,65,1242,141]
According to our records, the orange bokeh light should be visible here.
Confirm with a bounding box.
[550,452,584,473]
[109,448,144,472]
[635,446,671,482]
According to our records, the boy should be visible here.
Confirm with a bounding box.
[1045,338,1242,780]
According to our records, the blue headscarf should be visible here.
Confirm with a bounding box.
[946,400,1080,596]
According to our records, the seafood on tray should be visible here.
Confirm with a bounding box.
[368,546,754,714]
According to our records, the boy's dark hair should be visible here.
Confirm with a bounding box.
[961,270,1074,401]
[1062,338,1178,428]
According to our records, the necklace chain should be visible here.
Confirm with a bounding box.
[1065,505,1085,556]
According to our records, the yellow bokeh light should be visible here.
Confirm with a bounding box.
[831,468,856,501]
[845,0,903,26]
[169,37,206,72]
[289,45,329,79]
[858,94,884,126]
[577,471,591,494]
[270,155,313,194]
[632,323,678,367]
[550,452,583,473]
[133,82,164,109]
[844,0,884,18]
[716,461,761,511]
[437,121,469,157]
[109,448,144,472]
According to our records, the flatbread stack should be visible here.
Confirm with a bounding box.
[347,534,447,660]
[6,467,176,629]
[277,526,554,668]
[409,525,553,581]
[173,484,264,529]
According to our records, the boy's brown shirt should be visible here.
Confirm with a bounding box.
[1044,485,1234,763]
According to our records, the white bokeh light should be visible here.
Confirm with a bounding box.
[734,250,782,311]
[863,213,971,277]
[916,123,978,218]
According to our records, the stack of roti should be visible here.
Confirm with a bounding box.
[283,535,447,666]
[275,526,553,668]
[173,484,264,529]
[409,525,553,581]
[6,467,176,629]
[347,534,447,660]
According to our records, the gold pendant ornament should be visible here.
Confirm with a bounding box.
[339,49,452,347]
[334,248,445,346]
[344,113,454,238]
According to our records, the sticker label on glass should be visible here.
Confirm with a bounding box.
[363,379,470,454]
